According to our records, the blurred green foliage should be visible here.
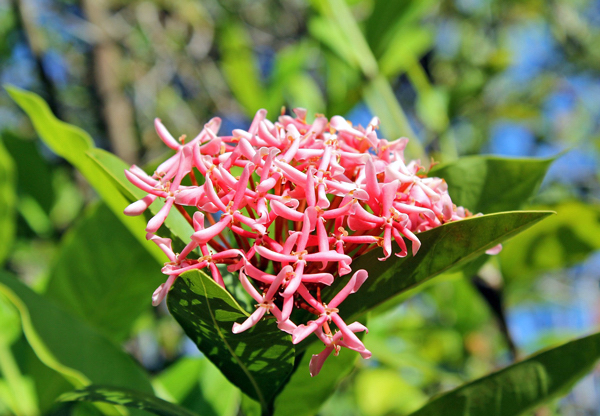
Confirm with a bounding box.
[0,0,600,415]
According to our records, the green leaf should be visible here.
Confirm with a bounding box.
[415,88,450,133]
[0,272,153,393]
[58,385,197,416]
[5,86,164,264]
[362,75,423,159]
[408,331,600,416]
[273,336,359,416]
[311,1,424,159]
[327,211,553,323]
[2,132,54,214]
[378,26,434,77]
[218,22,266,116]
[86,148,194,244]
[499,201,600,284]
[284,73,326,116]
[44,203,163,342]
[364,0,436,57]
[0,137,16,265]
[153,357,239,416]
[166,270,294,412]
[429,155,555,214]
[355,368,428,416]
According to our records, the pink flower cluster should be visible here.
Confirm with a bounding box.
[124,108,475,376]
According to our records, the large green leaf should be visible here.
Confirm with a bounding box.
[45,203,163,342]
[499,201,600,284]
[59,385,197,416]
[5,86,164,264]
[0,272,152,393]
[86,148,194,244]
[0,137,16,265]
[408,331,600,416]
[429,155,555,214]
[328,211,553,323]
[166,270,294,412]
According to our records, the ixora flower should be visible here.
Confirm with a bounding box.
[124,108,498,377]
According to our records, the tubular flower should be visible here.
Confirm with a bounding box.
[124,108,494,375]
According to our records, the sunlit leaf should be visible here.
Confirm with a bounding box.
[408,331,600,416]
[166,270,294,413]
[499,201,600,284]
[0,137,16,265]
[87,148,194,245]
[45,203,163,342]
[0,272,153,393]
[378,26,434,77]
[356,369,428,416]
[429,155,555,214]
[59,385,197,416]
[364,0,437,56]
[219,22,266,116]
[5,86,164,263]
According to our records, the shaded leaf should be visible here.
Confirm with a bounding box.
[2,132,54,214]
[0,272,153,393]
[408,331,600,416]
[166,270,294,412]
[59,385,197,416]
[429,155,555,214]
[45,203,163,342]
[0,137,16,265]
[329,211,553,323]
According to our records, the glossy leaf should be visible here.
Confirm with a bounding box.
[59,385,197,416]
[429,155,555,214]
[328,211,553,323]
[499,201,600,284]
[408,331,600,416]
[5,86,164,263]
[0,137,16,265]
[45,203,163,342]
[0,272,153,393]
[166,270,295,412]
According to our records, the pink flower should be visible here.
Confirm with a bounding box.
[124,108,493,375]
